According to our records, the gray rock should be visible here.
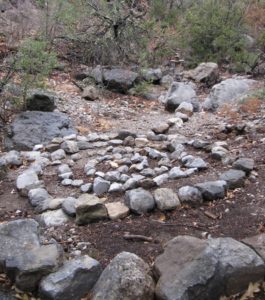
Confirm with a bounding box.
[0,219,40,273]
[75,194,108,225]
[185,62,219,86]
[28,188,51,207]
[165,82,200,112]
[175,102,193,116]
[233,158,254,174]
[152,123,170,134]
[203,78,256,111]
[71,153,82,161]
[196,180,227,201]
[182,155,208,169]
[243,234,265,261]
[211,146,229,160]
[125,188,155,214]
[154,188,180,211]
[62,197,77,217]
[80,183,93,193]
[59,172,73,180]
[109,182,124,193]
[92,252,155,300]
[105,171,121,182]
[0,150,22,166]
[142,68,162,83]
[71,179,84,187]
[192,139,211,150]
[5,111,76,150]
[123,178,139,190]
[141,168,156,177]
[105,202,130,220]
[61,141,79,154]
[82,85,100,101]
[58,164,71,175]
[102,68,139,93]
[169,167,187,179]
[61,179,73,186]
[219,169,246,189]
[153,173,169,186]
[178,186,203,206]
[16,170,42,197]
[40,255,102,300]
[154,235,265,300]
[51,149,66,161]
[6,243,62,292]
[26,89,56,112]
[93,177,111,196]
[40,209,70,227]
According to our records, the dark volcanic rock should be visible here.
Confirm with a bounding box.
[5,111,76,150]
[26,89,57,112]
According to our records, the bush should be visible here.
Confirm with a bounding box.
[180,0,257,69]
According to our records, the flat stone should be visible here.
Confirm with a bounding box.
[61,179,73,186]
[75,194,108,225]
[92,252,155,300]
[71,179,84,187]
[154,188,180,211]
[178,186,203,206]
[196,180,227,201]
[219,169,246,189]
[40,255,102,300]
[125,188,155,214]
[93,177,111,196]
[182,155,208,169]
[105,202,130,220]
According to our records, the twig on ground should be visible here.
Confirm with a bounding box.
[123,233,153,242]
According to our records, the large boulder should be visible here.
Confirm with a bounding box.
[102,68,139,93]
[154,235,265,300]
[165,82,200,112]
[26,89,57,112]
[92,252,155,300]
[5,111,76,150]
[203,78,257,111]
[184,62,219,86]
[39,255,102,300]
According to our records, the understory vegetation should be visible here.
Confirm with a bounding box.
[0,0,265,121]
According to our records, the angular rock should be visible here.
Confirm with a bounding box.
[178,186,203,206]
[203,78,256,111]
[185,62,219,86]
[51,149,66,161]
[154,235,265,300]
[5,111,76,150]
[40,255,102,300]
[61,141,79,154]
[142,68,162,83]
[75,194,108,225]
[80,183,93,193]
[106,202,130,220]
[195,180,227,201]
[28,188,51,207]
[82,85,100,101]
[102,68,139,93]
[233,158,254,174]
[109,182,124,193]
[176,102,193,116]
[0,150,22,166]
[26,89,56,112]
[93,177,111,196]
[92,252,155,300]
[182,155,207,169]
[165,82,199,112]
[152,123,170,134]
[0,219,40,273]
[154,188,180,211]
[125,188,155,214]
[16,170,42,197]
[169,167,187,179]
[219,169,246,189]
[153,173,169,186]
[6,243,62,292]
[62,197,77,217]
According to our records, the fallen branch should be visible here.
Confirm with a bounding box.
[152,220,208,231]
[123,234,153,242]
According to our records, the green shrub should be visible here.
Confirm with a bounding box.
[180,0,256,68]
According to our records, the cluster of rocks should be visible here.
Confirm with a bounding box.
[1,218,265,300]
